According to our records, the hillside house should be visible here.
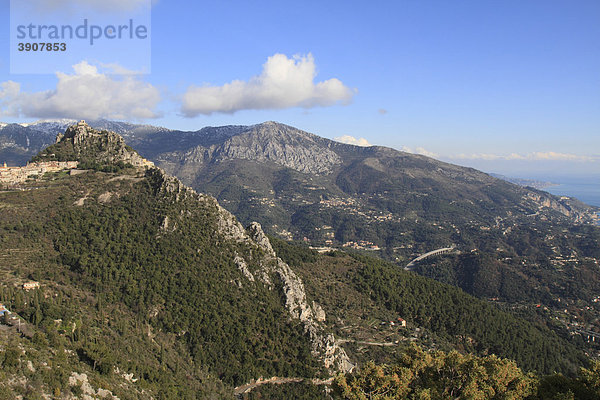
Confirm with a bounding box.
[397,317,407,327]
[23,281,40,291]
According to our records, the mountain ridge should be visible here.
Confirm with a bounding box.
[33,121,354,375]
[0,122,594,397]
[2,119,596,231]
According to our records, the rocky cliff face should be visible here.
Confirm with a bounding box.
[142,162,354,374]
[246,222,354,372]
[213,200,354,372]
[160,122,342,175]
[36,121,153,168]
[213,122,342,174]
[524,191,594,223]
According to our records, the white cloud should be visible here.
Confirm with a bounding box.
[334,135,372,147]
[0,81,21,117]
[181,53,355,116]
[527,152,595,161]
[0,61,161,120]
[99,63,146,75]
[451,152,597,162]
[401,146,439,159]
[453,153,505,161]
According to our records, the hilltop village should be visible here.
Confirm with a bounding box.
[1,121,156,186]
[0,160,79,186]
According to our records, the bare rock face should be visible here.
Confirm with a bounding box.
[160,122,342,175]
[214,122,342,174]
[234,253,255,282]
[214,202,251,242]
[68,372,119,400]
[247,222,354,373]
[247,222,275,256]
[525,191,597,223]
[37,121,154,169]
[313,302,326,322]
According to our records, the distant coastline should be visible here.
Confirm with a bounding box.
[544,182,600,208]
[492,173,600,208]
[490,173,558,190]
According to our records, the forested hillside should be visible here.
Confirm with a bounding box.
[0,124,333,397]
[271,239,587,376]
[0,123,595,399]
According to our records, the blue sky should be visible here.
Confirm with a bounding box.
[0,0,599,177]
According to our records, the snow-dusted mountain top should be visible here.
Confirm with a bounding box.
[19,118,77,127]
[0,119,172,137]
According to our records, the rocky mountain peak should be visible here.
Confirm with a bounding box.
[59,120,100,144]
[247,222,276,256]
[247,121,319,142]
[206,122,342,174]
[34,121,153,169]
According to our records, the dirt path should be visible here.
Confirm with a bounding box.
[234,377,334,396]
[338,339,398,346]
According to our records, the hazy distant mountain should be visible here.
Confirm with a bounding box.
[0,122,63,165]
[489,173,557,190]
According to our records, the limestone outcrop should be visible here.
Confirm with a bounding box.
[144,160,354,374]
[36,121,154,169]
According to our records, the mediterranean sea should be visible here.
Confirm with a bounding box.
[544,179,600,208]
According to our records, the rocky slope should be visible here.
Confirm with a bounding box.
[32,121,154,169]
[179,121,342,174]
[148,166,353,374]
[141,121,597,232]
[51,121,353,374]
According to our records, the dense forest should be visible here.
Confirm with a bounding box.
[271,239,587,375]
